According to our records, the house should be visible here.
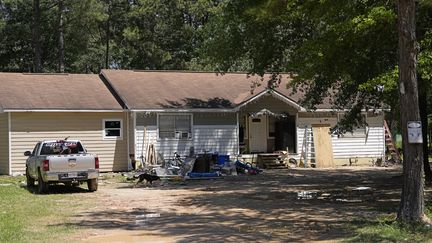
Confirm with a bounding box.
[101,70,385,168]
[0,70,385,175]
[0,73,129,175]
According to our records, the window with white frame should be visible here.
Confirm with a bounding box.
[158,114,192,139]
[103,119,123,139]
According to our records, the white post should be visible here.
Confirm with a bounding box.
[236,112,240,155]
[8,112,12,175]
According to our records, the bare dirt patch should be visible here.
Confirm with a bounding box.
[59,166,422,242]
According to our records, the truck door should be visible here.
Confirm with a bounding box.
[28,142,40,176]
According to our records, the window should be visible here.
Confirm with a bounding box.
[103,119,123,139]
[40,141,84,155]
[158,114,192,139]
[32,142,41,156]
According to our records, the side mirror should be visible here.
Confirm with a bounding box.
[24,151,32,156]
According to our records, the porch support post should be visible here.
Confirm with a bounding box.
[236,112,240,155]
[8,112,12,175]
[295,113,299,154]
[133,111,137,161]
[126,111,132,171]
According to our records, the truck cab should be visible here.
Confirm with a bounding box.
[25,140,99,194]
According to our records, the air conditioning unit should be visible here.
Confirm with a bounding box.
[175,131,191,139]
[181,132,191,139]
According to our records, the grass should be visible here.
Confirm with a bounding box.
[348,203,432,242]
[0,176,90,243]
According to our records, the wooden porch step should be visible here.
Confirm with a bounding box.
[257,154,287,169]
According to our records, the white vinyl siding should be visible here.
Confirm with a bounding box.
[135,125,238,161]
[332,115,384,158]
[0,113,9,174]
[296,113,385,160]
[331,126,384,158]
[193,125,238,154]
[10,112,128,174]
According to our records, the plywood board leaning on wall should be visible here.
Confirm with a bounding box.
[312,124,334,168]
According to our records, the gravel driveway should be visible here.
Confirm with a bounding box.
[62,167,407,242]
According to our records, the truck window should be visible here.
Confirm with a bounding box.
[40,141,85,155]
[32,143,41,156]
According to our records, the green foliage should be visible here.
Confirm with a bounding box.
[199,0,298,74]
[0,0,431,123]
[0,0,221,72]
[197,0,432,132]
[0,0,34,71]
[419,31,432,81]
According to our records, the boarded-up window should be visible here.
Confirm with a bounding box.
[158,114,192,139]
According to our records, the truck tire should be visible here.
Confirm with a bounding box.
[26,167,35,188]
[87,178,98,192]
[37,169,49,194]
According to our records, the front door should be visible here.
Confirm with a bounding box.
[248,116,267,152]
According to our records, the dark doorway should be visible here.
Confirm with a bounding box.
[275,116,296,153]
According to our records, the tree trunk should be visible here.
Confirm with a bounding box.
[419,77,432,182]
[105,1,111,69]
[32,0,42,72]
[397,0,428,223]
[58,0,65,73]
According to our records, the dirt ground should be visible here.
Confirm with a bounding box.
[55,166,428,242]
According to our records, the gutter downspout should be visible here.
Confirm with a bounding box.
[126,111,131,171]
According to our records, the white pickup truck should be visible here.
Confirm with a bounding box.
[25,140,99,194]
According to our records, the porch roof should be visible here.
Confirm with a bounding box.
[101,70,331,111]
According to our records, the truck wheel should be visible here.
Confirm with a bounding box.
[87,178,98,192]
[37,170,49,194]
[26,167,35,187]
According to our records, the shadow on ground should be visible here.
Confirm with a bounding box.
[25,184,91,194]
[52,167,407,242]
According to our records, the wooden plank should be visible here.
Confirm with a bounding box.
[312,124,334,168]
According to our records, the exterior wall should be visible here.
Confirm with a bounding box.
[0,113,9,174]
[134,108,385,166]
[10,112,128,173]
[135,112,238,160]
[296,112,385,164]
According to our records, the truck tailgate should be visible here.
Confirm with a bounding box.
[47,154,95,172]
